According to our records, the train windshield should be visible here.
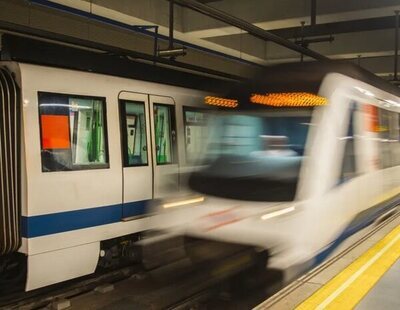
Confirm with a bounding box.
[188,112,312,201]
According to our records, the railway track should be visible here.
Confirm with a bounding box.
[5,210,396,310]
[1,240,268,310]
[0,265,141,309]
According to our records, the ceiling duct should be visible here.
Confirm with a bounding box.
[170,0,329,61]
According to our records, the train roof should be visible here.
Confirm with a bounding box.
[0,34,238,93]
[222,61,400,111]
[243,61,400,98]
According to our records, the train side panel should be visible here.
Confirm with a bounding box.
[279,73,400,273]
[16,63,207,290]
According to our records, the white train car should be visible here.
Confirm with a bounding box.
[0,35,232,292]
[152,62,400,282]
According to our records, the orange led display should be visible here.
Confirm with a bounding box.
[41,115,71,149]
[250,92,327,107]
[204,96,238,108]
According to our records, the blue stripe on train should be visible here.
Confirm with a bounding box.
[313,196,400,266]
[20,195,399,244]
[122,200,148,218]
[21,200,150,238]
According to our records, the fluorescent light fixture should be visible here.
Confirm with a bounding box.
[40,104,91,109]
[163,197,205,209]
[385,99,400,107]
[354,87,374,97]
[260,206,295,220]
[300,122,314,126]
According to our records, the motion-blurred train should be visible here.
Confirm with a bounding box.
[0,35,232,292]
[2,33,400,293]
[153,62,400,281]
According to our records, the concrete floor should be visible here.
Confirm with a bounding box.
[356,258,400,310]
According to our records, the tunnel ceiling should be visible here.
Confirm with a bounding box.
[79,0,400,78]
[3,0,400,78]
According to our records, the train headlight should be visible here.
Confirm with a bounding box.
[260,206,295,220]
[163,196,205,209]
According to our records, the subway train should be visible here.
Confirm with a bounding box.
[152,62,400,281]
[0,35,233,292]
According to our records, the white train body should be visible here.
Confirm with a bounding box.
[0,60,216,291]
[152,66,400,281]
[1,52,399,293]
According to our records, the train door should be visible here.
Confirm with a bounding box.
[149,95,179,198]
[119,92,153,219]
[337,102,361,216]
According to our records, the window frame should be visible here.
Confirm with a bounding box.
[378,107,399,169]
[119,99,149,167]
[338,102,357,183]
[38,91,110,172]
[182,106,212,164]
[153,103,177,165]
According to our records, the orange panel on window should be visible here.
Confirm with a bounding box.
[41,115,70,149]
[364,104,378,132]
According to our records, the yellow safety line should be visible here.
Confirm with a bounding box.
[296,224,400,310]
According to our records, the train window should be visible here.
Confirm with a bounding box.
[397,114,400,166]
[339,106,356,182]
[154,104,176,164]
[183,107,210,163]
[120,100,148,166]
[378,109,400,168]
[378,108,392,168]
[39,92,109,172]
[399,113,400,137]
[261,116,311,156]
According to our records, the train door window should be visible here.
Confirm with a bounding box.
[385,109,399,167]
[387,110,399,167]
[261,116,312,156]
[183,107,210,163]
[378,108,392,168]
[339,105,356,182]
[396,113,400,166]
[154,104,175,164]
[120,100,148,166]
[39,92,108,172]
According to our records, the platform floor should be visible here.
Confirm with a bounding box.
[356,258,400,309]
[255,212,400,310]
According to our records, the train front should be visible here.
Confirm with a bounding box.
[183,106,312,249]
[146,63,332,276]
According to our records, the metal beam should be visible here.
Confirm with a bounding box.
[0,20,243,81]
[271,16,397,39]
[171,0,329,61]
[27,0,259,67]
[169,0,174,50]
[394,11,399,80]
[311,0,317,26]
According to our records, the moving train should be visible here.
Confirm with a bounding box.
[2,32,399,293]
[0,34,232,292]
[153,62,400,281]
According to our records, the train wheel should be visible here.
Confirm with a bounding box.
[0,253,27,295]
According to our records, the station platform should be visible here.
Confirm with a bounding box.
[255,211,400,310]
